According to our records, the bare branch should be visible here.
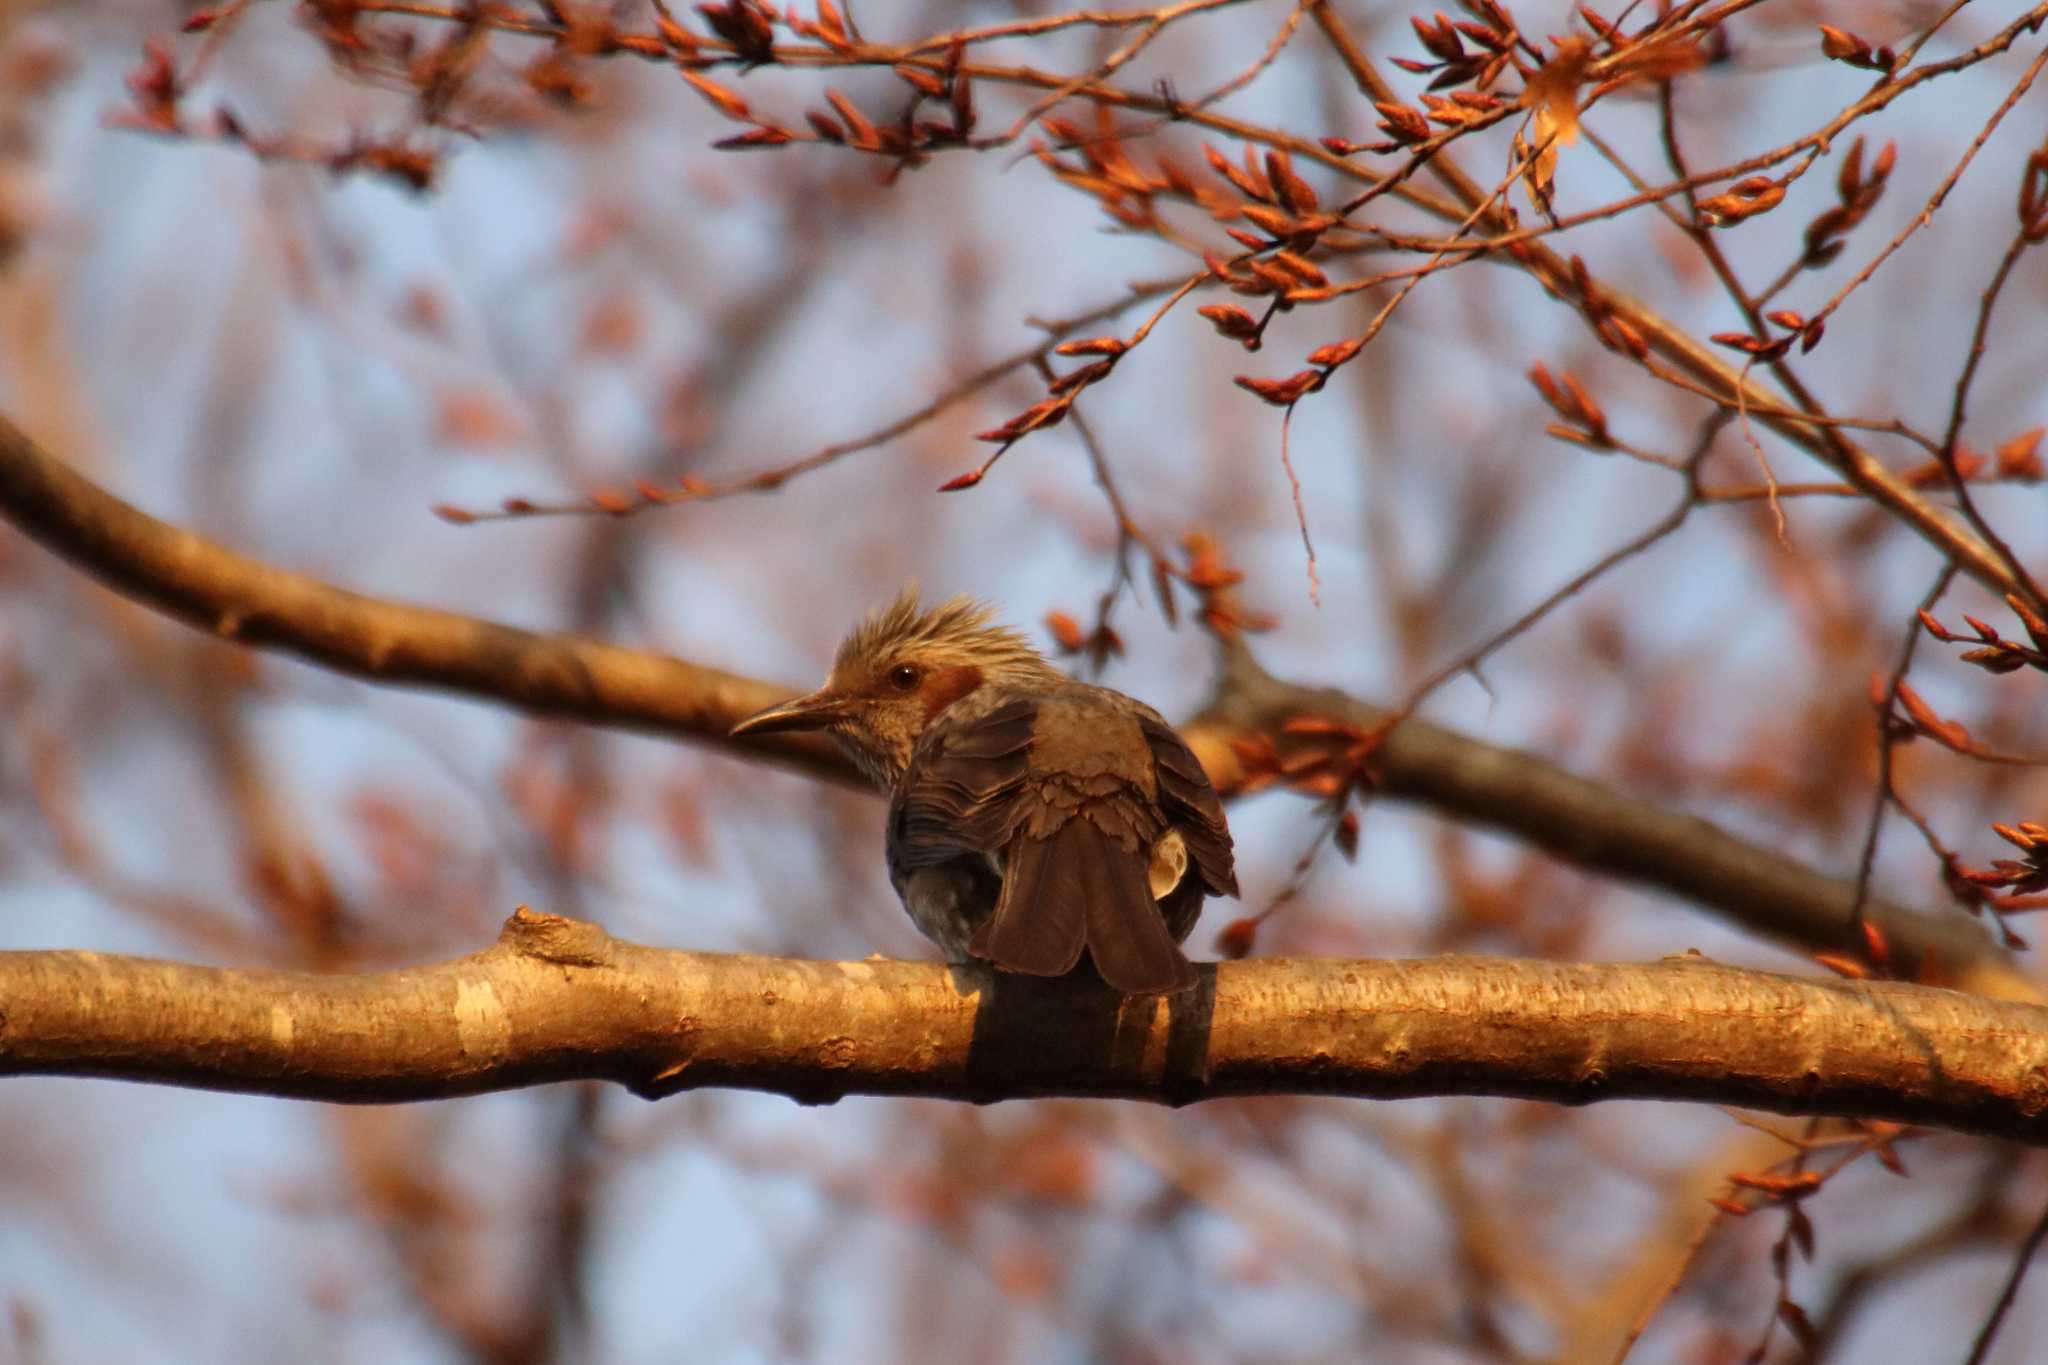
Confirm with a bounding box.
[5,909,2048,1143]
[0,412,841,782]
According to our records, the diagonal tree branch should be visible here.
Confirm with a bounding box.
[1189,647,2026,998]
[0,413,2020,994]
[5,909,2048,1143]
[0,412,844,781]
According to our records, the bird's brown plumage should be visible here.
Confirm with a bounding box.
[731,590,1238,993]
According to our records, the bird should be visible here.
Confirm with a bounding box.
[730,589,1237,993]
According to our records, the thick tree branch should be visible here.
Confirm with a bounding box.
[0,414,2019,995]
[5,909,2048,1142]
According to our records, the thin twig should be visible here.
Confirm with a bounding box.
[1849,565,1960,929]
[1963,1193,2048,1365]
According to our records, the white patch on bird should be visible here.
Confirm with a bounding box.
[1149,828,1188,900]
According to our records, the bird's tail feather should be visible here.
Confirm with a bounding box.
[972,822,1194,994]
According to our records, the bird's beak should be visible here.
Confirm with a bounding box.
[729,689,850,737]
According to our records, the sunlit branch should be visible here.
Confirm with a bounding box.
[4,909,2047,1143]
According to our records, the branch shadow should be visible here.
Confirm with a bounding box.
[960,962,1218,1103]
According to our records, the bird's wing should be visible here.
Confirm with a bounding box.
[1136,713,1239,898]
[975,731,1196,995]
[891,693,1209,993]
[886,697,1037,872]
[972,811,1194,993]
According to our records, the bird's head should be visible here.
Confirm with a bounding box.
[730,588,1062,788]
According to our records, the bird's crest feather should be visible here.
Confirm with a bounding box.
[835,586,1047,674]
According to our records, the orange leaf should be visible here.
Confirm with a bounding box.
[1996,426,2045,481]
[1044,611,1085,652]
[1521,36,1592,148]
[1894,680,1971,751]
[681,70,750,122]
[1214,917,1259,959]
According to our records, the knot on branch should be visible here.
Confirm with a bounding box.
[499,907,615,967]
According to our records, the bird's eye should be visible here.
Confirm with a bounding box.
[887,664,922,691]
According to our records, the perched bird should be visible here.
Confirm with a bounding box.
[731,590,1237,993]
